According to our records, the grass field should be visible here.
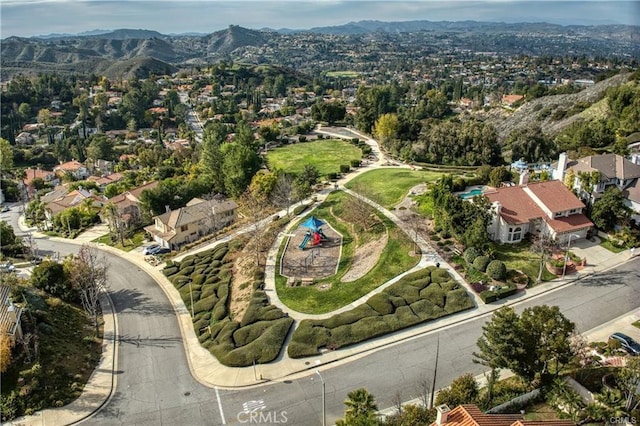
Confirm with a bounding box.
[345,168,446,208]
[275,191,419,314]
[325,71,360,78]
[266,139,363,177]
[93,230,146,252]
[491,242,557,283]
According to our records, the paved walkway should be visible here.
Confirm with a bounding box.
[9,128,640,424]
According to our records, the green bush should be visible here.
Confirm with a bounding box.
[323,304,379,329]
[411,299,445,321]
[213,303,227,321]
[444,289,474,313]
[218,318,293,366]
[288,341,321,358]
[327,172,338,180]
[179,265,195,276]
[440,281,459,292]
[192,274,206,285]
[163,266,178,277]
[431,268,452,284]
[420,284,446,307]
[480,285,517,303]
[193,295,217,314]
[367,293,395,315]
[405,268,432,282]
[350,159,361,168]
[200,284,218,299]
[386,283,420,304]
[340,164,350,173]
[486,260,507,280]
[393,305,421,328]
[293,204,309,216]
[472,255,490,272]
[233,321,275,347]
[463,247,480,264]
[388,295,408,308]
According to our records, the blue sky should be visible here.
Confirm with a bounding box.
[2,1,638,38]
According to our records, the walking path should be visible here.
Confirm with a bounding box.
[9,127,640,424]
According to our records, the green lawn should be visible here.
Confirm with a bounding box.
[266,139,362,177]
[275,191,419,314]
[92,230,147,252]
[345,168,446,208]
[491,242,557,284]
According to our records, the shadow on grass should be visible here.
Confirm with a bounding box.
[109,287,175,317]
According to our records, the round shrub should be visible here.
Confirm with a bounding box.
[486,260,507,281]
[472,255,490,272]
[463,247,480,264]
[339,164,350,174]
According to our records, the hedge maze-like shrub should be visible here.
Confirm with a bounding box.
[288,267,474,358]
[162,242,293,367]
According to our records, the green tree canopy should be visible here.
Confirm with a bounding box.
[591,186,631,231]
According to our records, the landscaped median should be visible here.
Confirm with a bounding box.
[163,242,293,367]
[287,265,474,358]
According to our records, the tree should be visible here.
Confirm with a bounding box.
[271,172,297,215]
[0,330,13,374]
[475,305,576,385]
[617,356,640,412]
[86,134,116,162]
[239,190,269,267]
[591,187,632,231]
[66,245,109,335]
[372,113,400,150]
[221,142,261,198]
[507,126,557,163]
[489,166,512,187]
[435,373,479,407]
[336,388,379,426]
[31,260,75,301]
[531,229,557,283]
[0,137,13,172]
[103,202,125,246]
[0,221,25,257]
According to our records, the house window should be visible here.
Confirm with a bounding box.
[180,225,188,232]
[508,226,522,242]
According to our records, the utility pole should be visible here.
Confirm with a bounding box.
[316,370,326,426]
[429,334,440,409]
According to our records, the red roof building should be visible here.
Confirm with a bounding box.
[430,404,575,426]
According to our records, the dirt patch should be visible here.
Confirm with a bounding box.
[341,232,388,282]
[229,253,255,321]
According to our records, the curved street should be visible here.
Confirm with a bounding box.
[4,127,640,425]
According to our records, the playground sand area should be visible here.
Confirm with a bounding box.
[280,224,342,281]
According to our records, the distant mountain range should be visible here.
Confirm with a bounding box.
[1,21,637,80]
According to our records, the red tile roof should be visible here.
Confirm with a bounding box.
[524,181,585,213]
[430,405,575,426]
[545,214,593,233]
[485,186,545,225]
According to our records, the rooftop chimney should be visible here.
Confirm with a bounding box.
[436,404,451,425]
[519,170,530,186]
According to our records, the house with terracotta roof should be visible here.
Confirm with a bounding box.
[144,197,237,250]
[502,94,525,107]
[21,168,59,199]
[87,172,124,189]
[102,181,158,229]
[53,160,90,180]
[430,404,575,426]
[564,153,640,222]
[484,177,593,244]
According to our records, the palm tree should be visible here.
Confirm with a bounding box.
[336,388,379,425]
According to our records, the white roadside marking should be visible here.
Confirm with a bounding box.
[215,386,226,425]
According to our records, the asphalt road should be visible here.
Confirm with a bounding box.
[32,232,640,426]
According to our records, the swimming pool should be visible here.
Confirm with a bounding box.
[459,187,487,199]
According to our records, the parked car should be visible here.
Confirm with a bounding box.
[151,247,171,255]
[142,244,160,255]
[1,262,15,272]
[609,332,640,356]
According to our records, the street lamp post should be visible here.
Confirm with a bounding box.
[562,234,580,279]
[316,370,325,426]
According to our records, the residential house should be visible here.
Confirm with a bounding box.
[102,181,158,229]
[564,153,640,222]
[22,167,59,199]
[43,188,106,222]
[430,404,575,426]
[87,172,124,189]
[0,286,23,344]
[54,160,90,180]
[145,197,238,250]
[484,176,593,244]
[501,94,524,107]
[15,131,36,145]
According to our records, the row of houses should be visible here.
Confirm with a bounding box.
[481,152,640,245]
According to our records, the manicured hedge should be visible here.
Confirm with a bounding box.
[163,242,293,367]
[480,284,518,303]
[288,267,474,358]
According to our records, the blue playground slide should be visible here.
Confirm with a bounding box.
[298,234,311,249]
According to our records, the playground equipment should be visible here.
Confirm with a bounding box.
[298,216,328,250]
